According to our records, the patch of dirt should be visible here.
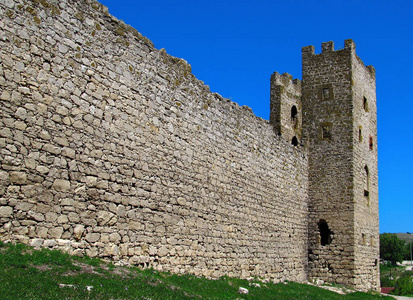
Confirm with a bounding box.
[33,264,52,271]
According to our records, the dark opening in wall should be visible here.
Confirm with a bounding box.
[322,88,330,100]
[359,127,362,143]
[319,85,334,101]
[363,96,369,112]
[291,105,298,119]
[291,105,298,128]
[369,136,373,150]
[321,124,332,140]
[318,219,333,246]
[362,233,366,245]
[364,165,370,202]
[292,136,298,146]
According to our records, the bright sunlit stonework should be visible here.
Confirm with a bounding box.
[0,0,378,292]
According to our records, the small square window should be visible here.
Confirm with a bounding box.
[321,125,332,140]
[362,234,366,245]
[322,88,330,100]
[319,85,333,101]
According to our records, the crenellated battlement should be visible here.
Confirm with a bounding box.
[302,39,356,56]
[302,40,375,80]
[271,72,301,89]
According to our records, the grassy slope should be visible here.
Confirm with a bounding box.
[0,242,392,300]
[396,233,413,243]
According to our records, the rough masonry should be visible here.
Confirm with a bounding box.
[0,0,379,291]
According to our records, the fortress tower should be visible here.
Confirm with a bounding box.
[301,40,379,290]
[270,72,302,146]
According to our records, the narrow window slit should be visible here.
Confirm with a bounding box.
[363,96,369,112]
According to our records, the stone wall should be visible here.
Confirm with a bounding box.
[0,0,309,282]
[352,50,379,291]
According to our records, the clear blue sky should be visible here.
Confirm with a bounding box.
[99,0,412,234]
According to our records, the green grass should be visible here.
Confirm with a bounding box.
[0,241,392,299]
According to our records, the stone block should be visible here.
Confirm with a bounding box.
[109,232,121,242]
[57,215,69,224]
[44,239,57,247]
[158,246,169,257]
[96,211,116,226]
[128,220,144,231]
[52,179,71,191]
[73,225,85,240]
[36,203,51,213]
[0,206,13,218]
[9,172,27,184]
[0,91,11,101]
[28,211,45,222]
[30,238,44,247]
[48,227,64,239]
[68,212,80,223]
[85,233,100,243]
[37,227,48,239]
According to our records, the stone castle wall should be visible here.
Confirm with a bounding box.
[352,49,379,290]
[0,0,309,281]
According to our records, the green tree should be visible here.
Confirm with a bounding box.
[380,233,405,266]
[393,271,413,296]
[404,241,412,260]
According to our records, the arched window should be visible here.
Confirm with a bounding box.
[318,219,333,246]
[292,136,298,146]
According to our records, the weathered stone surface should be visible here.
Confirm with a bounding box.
[28,211,45,222]
[9,172,27,184]
[97,211,116,226]
[85,233,100,243]
[52,179,70,191]
[48,227,64,239]
[0,206,13,218]
[74,225,85,240]
[30,238,44,247]
[128,221,144,231]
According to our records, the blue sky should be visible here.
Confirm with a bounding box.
[98,0,412,234]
